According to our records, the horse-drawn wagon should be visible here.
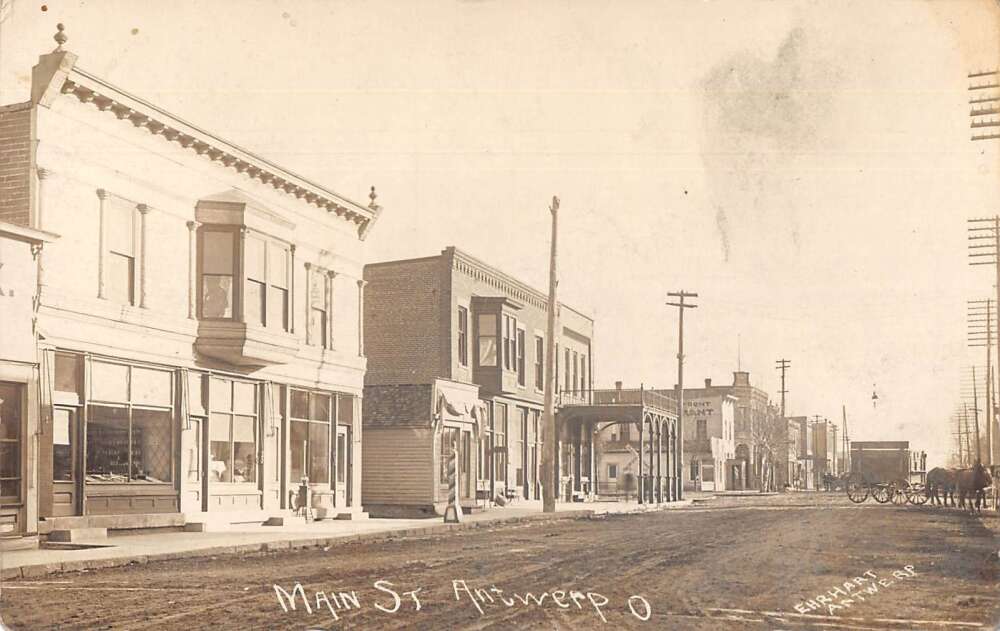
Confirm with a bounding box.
[844,441,927,505]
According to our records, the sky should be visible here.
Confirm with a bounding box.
[2,0,998,467]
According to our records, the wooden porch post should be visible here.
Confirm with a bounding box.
[587,421,597,497]
[654,421,663,504]
[637,422,645,504]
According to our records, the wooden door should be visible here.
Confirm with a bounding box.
[51,407,80,516]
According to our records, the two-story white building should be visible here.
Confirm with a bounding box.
[2,29,379,539]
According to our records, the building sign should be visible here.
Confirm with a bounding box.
[684,400,715,417]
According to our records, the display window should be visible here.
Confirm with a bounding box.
[207,377,258,484]
[85,361,174,484]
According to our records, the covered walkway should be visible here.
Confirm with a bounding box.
[557,386,682,504]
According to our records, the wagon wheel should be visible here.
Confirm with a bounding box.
[872,483,892,504]
[906,482,929,505]
[846,478,869,503]
[889,479,909,505]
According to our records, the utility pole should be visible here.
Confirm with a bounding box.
[667,290,697,500]
[955,409,965,466]
[964,404,974,466]
[842,405,849,475]
[969,217,1000,464]
[541,196,560,514]
[973,366,983,463]
[831,424,839,475]
[969,298,994,465]
[775,359,790,419]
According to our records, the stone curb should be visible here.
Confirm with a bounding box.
[4,505,677,579]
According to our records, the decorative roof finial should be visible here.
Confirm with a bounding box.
[54,23,67,51]
[369,185,378,209]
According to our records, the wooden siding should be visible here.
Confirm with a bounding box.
[362,427,433,504]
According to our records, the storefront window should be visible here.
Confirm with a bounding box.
[53,408,73,481]
[184,418,201,482]
[209,412,232,483]
[290,390,332,485]
[336,431,347,484]
[86,362,174,484]
[494,403,507,482]
[232,416,256,483]
[86,405,132,481]
[0,383,21,500]
[208,377,258,484]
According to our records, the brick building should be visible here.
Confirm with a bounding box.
[362,247,595,517]
[678,380,736,492]
[812,419,839,488]
[653,371,775,490]
[1,31,378,541]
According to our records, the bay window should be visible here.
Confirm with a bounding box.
[503,315,516,371]
[198,227,291,331]
[478,313,497,366]
[201,230,235,318]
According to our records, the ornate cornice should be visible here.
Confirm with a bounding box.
[53,67,378,239]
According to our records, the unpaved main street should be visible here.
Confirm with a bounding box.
[1,494,998,630]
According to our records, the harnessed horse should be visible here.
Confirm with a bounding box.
[925,467,957,507]
[956,463,992,513]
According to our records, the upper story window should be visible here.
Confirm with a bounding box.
[534,336,544,390]
[199,227,291,332]
[307,265,333,349]
[106,200,136,305]
[516,329,525,386]
[564,348,571,391]
[502,315,517,372]
[201,229,235,318]
[697,419,708,440]
[477,313,497,367]
[580,354,587,392]
[457,306,469,366]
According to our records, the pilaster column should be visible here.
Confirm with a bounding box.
[357,279,367,357]
[35,168,49,230]
[137,204,151,308]
[35,169,49,290]
[326,270,337,349]
[288,245,296,334]
[303,262,313,345]
[236,227,248,322]
[96,189,108,299]
[186,220,200,319]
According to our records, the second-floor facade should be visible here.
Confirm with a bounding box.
[363,246,594,399]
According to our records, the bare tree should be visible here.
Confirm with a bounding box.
[750,402,789,492]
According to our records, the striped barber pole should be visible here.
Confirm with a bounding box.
[444,447,463,523]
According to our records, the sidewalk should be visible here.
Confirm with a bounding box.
[0,498,691,580]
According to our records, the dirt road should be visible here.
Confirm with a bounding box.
[2,494,998,630]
